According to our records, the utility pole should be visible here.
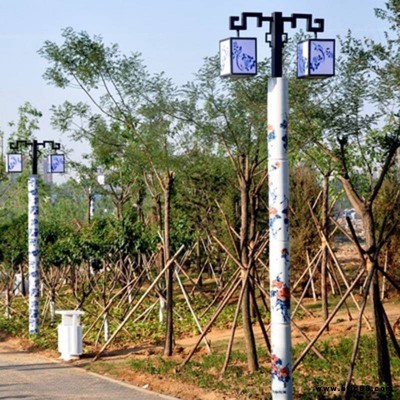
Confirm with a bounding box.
[221,11,334,399]
[9,140,62,334]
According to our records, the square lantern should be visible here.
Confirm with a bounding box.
[220,37,257,77]
[47,154,65,173]
[6,153,23,173]
[297,39,335,79]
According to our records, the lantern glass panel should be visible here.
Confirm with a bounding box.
[7,153,22,173]
[220,39,231,76]
[297,39,335,79]
[220,38,257,77]
[309,40,335,76]
[48,154,65,173]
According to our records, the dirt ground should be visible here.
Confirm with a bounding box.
[1,242,399,400]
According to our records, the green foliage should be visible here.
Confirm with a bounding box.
[0,213,28,268]
[8,102,42,142]
[289,166,321,279]
[40,219,79,268]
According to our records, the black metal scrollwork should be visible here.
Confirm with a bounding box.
[228,11,325,77]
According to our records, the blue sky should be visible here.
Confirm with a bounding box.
[0,0,389,166]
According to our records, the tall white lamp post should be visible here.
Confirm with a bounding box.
[8,140,65,335]
[220,11,335,400]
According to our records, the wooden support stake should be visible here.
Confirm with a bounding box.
[251,280,271,354]
[175,269,211,354]
[377,266,400,293]
[292,320,326,361]
[291,261,319,319]
[293,268,365,372]
[310,206,372,330]
[83,272,145,339]
[221,267,250,374]
[306,251,317,302]
[293,248,323,292]
[181,277,242,368]
[381,301,400,358]
[381,250,388,300]
[200,268,241,318]
[344,266,376,399]
[94,245,185,361]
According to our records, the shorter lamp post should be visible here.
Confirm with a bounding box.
[7,140,65,335]
[220,11,335,400]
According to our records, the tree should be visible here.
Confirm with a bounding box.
[179,56,270,372]
[40,28,182,356]
[290,29,400,390]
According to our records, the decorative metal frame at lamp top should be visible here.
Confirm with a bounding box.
[9,140,62,175]
[221,12,335,79]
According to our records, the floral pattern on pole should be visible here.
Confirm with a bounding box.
[271,353,291,388]
[268,124,276,141]
[28,176,40,334]
[271,274,291,322]
[269,195,289,240]
[280,119,288,153]
[267,112,289,160]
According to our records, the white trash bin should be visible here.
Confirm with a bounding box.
[56,310,84,361]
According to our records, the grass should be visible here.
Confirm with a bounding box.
[293,335,399,399]
[123,335,400,399]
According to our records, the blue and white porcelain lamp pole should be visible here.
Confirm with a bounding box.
[8,140,64,335]
[220,11,335,400]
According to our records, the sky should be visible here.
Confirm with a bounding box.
[0,0,390,177]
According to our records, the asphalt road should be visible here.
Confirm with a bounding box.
[0,342,178,400]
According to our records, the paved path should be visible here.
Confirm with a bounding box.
[0,342,178,400]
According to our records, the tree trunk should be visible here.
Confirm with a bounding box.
[363,210,392,390]
[336,139,399,392]
[372,270,392,389]
[239,157,259,372]
[50,289,56,324]
[136,186,145,224]
[5,286,11,319]
[87,191,92,223]
[103,313,109,342]
[20,265,27,297]
[152,195,165,323]
[70,265,78,297]
[164,172,175,356]
[248,189,259,321]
